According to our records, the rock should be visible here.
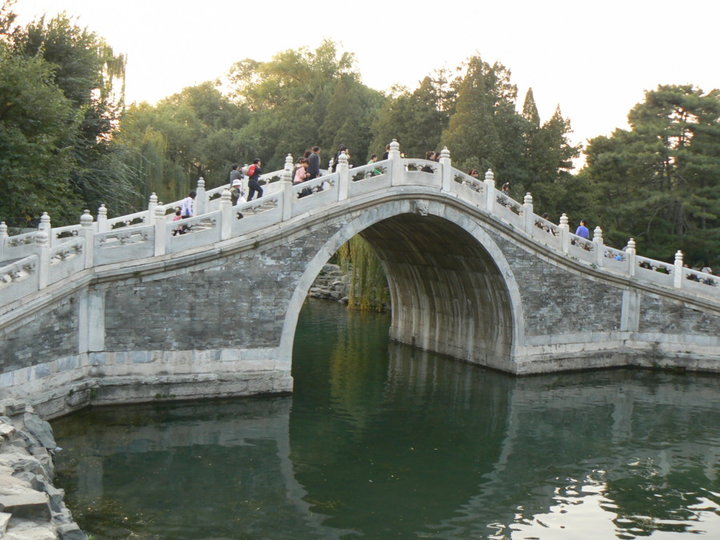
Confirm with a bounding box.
[57,522,87,540]
[0,512,11,535]
[0,491,51,521]
[23,414,56,450]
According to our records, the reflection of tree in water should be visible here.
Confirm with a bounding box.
[290,299,513,536]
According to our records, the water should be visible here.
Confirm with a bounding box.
[52,299,720,539]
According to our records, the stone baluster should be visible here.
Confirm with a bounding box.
[0,221,7,260]
[154,205,167,256]
[484,170,495,213]
[389,139,403,186]
[559,213,570,254]
[523,193,534,234]
[337,151,349,201]
[626,238,637,276]
[148,193,158,224]
[281,154,293,221]
[439,147,452,193]
[195,177,206,215]
[36,228,49,289]
[674,250,684,288]
[79,210,94,268]
[97,204,108,233]
[220,189,233,240]
[38,212,51,246]
[593,226,604,267]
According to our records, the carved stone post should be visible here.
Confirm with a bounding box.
[0,221,7,260]
[389,139,403,187]
[523,193,534,234]
[196,177,206,215]
[281,154,294,221]
[36,229,49,289]
[559,214,570,254]
[220,189,232,240]
[674,250,684,288]
[97,204,108,233]
[154,205,166,256]
[337,152,349,201]
[80,210,94,268]
[38,212,51,246]
[439,147,452,193]
[148,193,158,224]
[484,170,495,213]
[626,238,637,277]
[593,226,604,267]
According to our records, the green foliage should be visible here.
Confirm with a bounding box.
[228,40,385,168]
[370,71,453,159]
[0,43,79,225]
[337,236,389,312]
[583,85,720,267]
[0,9,134,225]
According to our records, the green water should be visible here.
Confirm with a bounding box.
[52,299,720,539]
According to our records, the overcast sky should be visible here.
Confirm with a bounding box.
[12,0,720,150]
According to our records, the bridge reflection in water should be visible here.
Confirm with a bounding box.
[52,300,720,538]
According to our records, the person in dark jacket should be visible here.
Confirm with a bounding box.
[247,159,263,201]
[307,146,321,180]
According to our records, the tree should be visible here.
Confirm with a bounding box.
[8,13,133,218]
[227,40,384,168]
[441,56,526,181]
[371,73,452,159]
[0,44,80,225]
[583,85,720,266]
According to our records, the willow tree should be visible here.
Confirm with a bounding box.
[337,236,390,312]
[8,12,134,219]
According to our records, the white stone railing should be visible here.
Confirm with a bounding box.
[1,140,718,307]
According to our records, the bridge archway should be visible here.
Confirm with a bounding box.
[279,201,526,373]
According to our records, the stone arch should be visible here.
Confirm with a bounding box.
[278,199,526,373]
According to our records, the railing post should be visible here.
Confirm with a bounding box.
[559,213,570,254]
[281,154,293,221]
[337,152,349,201]
[80,210,94,268]
[0,221,7,260]
[484,170,495,213]
[674,250,683,288]
[148,192,158,224]
[220,189,233,240]
[97,204,108,233]
[389,139,403,186]
[439,147,452,193]
[36,229,49,289]
[154,205,166,256]
[626,238,636,277]
[593,226,604,267]
[196,177,207,215]
[38,212,51,246]
[523,193,534,234]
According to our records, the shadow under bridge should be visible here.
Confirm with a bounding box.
[358,213,514,368]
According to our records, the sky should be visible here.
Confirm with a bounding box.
[12,0,720,151]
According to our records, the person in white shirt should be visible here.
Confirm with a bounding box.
[180,191,196,218]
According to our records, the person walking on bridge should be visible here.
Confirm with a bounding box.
[307,146,321,180]
[246,159,263,201]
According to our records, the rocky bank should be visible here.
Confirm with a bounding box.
[0,400,85,539]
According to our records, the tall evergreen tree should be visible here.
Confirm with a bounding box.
[583,85,720,266]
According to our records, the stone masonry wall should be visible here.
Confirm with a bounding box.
[0,293,80,375]
[489,231,624,336]
[104,224,343,353]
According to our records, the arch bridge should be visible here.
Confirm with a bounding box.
[1,142,719,417]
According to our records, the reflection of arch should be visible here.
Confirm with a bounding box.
[279,200,526,374]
